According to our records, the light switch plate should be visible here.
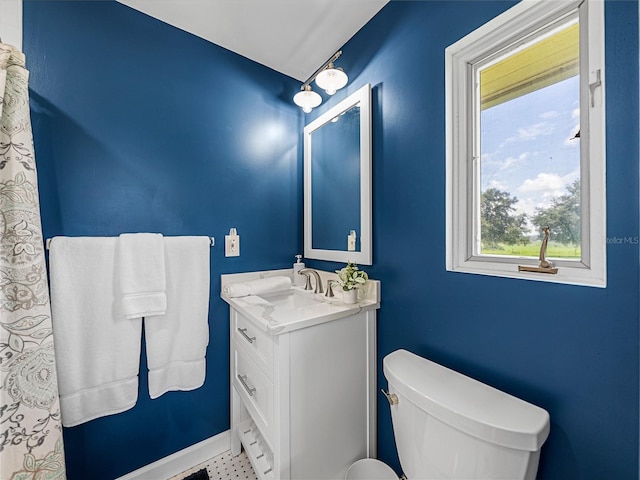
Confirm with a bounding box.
[225,234,240,257]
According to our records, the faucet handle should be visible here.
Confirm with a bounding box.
[325,280,335,297]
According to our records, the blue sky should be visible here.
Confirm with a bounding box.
[481,75,580,235]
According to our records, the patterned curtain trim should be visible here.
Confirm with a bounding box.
[0,42,67,480]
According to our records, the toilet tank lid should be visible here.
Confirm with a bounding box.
[383,350,550,452]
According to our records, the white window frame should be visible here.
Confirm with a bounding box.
[445,0,606,287]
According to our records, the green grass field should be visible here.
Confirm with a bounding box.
[481,241,580,259]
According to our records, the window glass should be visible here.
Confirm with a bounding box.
[478,21,581,259]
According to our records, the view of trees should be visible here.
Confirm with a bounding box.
[480,188,528,248]
[531,179,581,244]
[481,180,581,249]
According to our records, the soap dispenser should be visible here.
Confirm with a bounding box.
[293,254,305,286]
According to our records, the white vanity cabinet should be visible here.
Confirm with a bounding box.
[223,271,379,480]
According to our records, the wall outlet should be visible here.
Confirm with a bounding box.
[225,233,240,257]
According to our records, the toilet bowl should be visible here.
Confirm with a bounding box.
[345,459,398,480]
[346,349,550,480]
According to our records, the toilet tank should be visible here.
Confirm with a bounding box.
[383,350,550,480]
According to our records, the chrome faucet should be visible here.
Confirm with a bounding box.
[298,268,324,294]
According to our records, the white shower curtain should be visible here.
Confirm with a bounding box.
[0,43,67,479]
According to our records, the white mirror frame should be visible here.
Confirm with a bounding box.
[304,83,372,265]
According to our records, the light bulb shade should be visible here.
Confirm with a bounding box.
[315,67,348,95]
[293,86,322,113]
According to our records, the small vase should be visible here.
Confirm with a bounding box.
[343,288,357,304]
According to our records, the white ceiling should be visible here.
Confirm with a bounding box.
[117,0,389,82]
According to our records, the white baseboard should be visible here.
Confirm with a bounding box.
[116,430,230,480]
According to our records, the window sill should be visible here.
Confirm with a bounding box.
[447,258,606,288]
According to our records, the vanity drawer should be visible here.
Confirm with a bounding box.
[232,310,273,375]
[234,347,274,440]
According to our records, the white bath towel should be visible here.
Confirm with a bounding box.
[49,237,142,427]
[118,233,167,319]
[145,236,210,399]
[222,276,291,298]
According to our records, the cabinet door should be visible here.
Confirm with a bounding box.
[288,312,372,480]
[233,346,274,441]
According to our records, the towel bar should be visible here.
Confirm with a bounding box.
[45,236,215,250]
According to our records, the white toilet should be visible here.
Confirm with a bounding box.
[346,349,550,480]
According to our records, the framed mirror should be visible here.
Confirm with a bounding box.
[304,83,372,264]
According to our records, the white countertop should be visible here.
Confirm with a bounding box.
[221,269,380,335]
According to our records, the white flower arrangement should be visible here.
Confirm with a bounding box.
[335,262,368,291]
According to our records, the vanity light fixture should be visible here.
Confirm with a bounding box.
[315,62,348,95]
[293,85,322,113]
[293,50,348,113]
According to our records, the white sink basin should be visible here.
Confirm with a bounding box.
[258,290,325,309]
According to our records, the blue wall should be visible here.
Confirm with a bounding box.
[305,1,638,478]
[23,1,300,478]
[23,0,639,479]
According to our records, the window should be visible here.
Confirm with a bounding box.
[446,0,606,287]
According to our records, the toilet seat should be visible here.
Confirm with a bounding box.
[345,459,398,480]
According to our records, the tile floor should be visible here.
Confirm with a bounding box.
[169,450,257,480]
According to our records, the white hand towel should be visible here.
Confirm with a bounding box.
[118,233,167,319]
[222,276,291,298]
[145,236,210,399]
[49,237,142,427]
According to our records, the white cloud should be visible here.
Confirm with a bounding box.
[498,136,517,149]
[539,110,559,119]
[513,196,538,217]
[518,170,579,197]
[519,173,563,194]
[488,179,508,190]
[517,122,555,141]
[499,152,529,171]
[501,157,518,170]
